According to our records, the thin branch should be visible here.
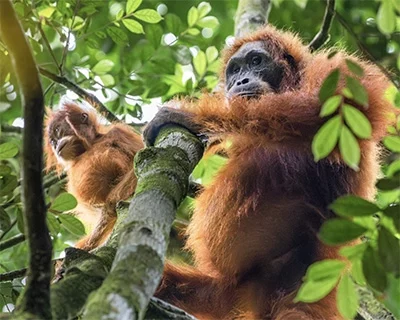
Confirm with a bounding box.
[39,67,119,122]
[0,234,25,252]
[0,1,52,318]
[38,21,61,72]
[59,0,80,74]
[1,124,22,134]
[234,0,272,37]
[0,220,17,242]
[335,11,400,89]
[0,268,27,282]
[309,0,336,51]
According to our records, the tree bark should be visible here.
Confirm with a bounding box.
[0,1,52,319]
[234,0,272,37]
[83,126,204,319]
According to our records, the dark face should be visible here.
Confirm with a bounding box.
[225,41,284,99]
[48,109,93,162]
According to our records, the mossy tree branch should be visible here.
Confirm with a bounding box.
[83,126,204,319]
[0,1,52,319]
[234,0,272,37]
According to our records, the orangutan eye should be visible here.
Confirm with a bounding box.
[251,55,262,66]
[81,113,88,124]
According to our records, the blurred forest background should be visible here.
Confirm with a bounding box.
[0,0,399,318]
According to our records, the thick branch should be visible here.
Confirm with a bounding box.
[0,1,52,319]
[234,0,272,37]
[83,126,204,319]
[0,234,25,252]
[39,67,119,123]
[309,0,336,51]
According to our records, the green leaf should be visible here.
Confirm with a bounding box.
[116,9,124,20]
[362,245,387,292]
[319,218,367,245]
[0,175,18,197]
[387,159,400,177]
[133,9,162,23]
[107,26,129,45]
[0,207,11,235]
[206,46,218,63]
[340,242,368,260]
[383,205,400,232]
[295,274,340,303]
[342,104,372,139]
[339,126,360,171]
[59,214,86,236]
[126,0,142,14]
[145,24,163,48]
[320,95,342,117]
[147,82,169,98]
[193,50,207,77]
[378,226,400,276]
[383,136,400,152]
[345,76,368,106]
[0,165,11,176]
[196,16,219,29]
[377,0,396,34]
[305,260,346,281]
[122,18,144,34]
[0,142,18,160]
[187,7,199,27]
[312,115,342,161]
[92,59,114,75]
[376,177,400,191]
[337,274,359,320]
[165,14,184,34]
[99,74,115,87]
[50,193,78,212]
[330,195,379,217]
[46,212,60,236]
[384,274,400,319]
[198,2,212,18]
[187,28,200,36]
[319,69,340,103]
[394,91,400,108]
[345,59,364,77]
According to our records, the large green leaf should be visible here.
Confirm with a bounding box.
[312,115,342,161]
[378,226,400,276]
[342,104,372,139]
[345,76,368,107]
[383,136,400,152]
[330,195,379,217]
[59,214,86,236]
[362,245,387,292]
[0,142,18,160]
[377,0,396,34]
[337,274,359,320]
[126,0,142,14]
[339,126,360,171]
[319,218,367,245]
[133,9,162,24]
[318,69,340,103]
[122,19,144,34]
[50,193,78,212]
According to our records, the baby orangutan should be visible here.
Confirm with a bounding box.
[45,102,143,251]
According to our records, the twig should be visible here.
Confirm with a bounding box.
[0,220,17,242]
[0,268,27,282]
[0,1,52,318]
[0,234,25,252]
[60,0,80,74]
[335,11,400,89]
[38,21,61,72]
[309,0,336,51]
[39,67,119,122]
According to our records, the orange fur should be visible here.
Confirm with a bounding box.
[44,103,144,250]
[154,26,396,319]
